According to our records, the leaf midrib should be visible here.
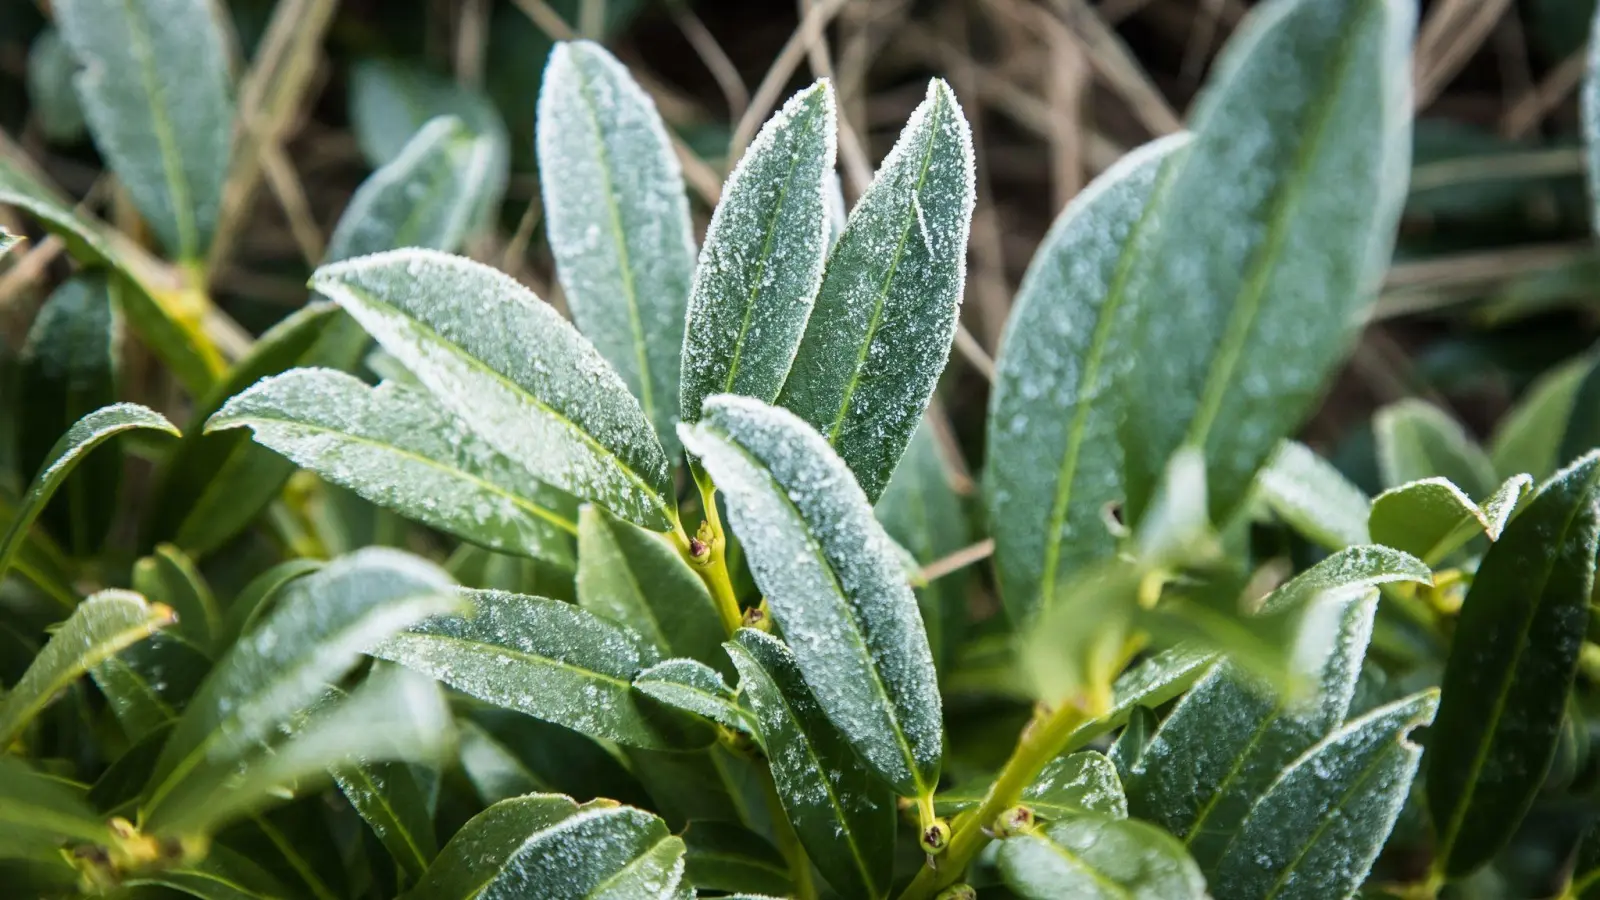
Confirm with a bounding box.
[387,630,636,691]
[115,0,198,260]
[0,615,161,746]
[335,763,431,875]
[1029,829,1136,899]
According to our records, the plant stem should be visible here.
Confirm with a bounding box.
[679,463,745,637]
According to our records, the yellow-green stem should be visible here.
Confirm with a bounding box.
[680,464,744,637]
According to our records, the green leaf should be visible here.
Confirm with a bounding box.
[134,543,220,649]
[403,794,688,900]
[938,751,1127,821]
[987,134,1187,622]
[122,850,291,900]
[1562,351,1600,467]
[1109,706,1157,777]
[1369,475,1532,564]
[682,396,943,795]
[90,630,211,744]
[0,404,176,585]
[776,78,976,502]
[217,559,323,649]
[26,28,85,144]
[325,115,497,263]
[1491,354,1591,481]
[1427,451,1600,877]
[1126,588,1377,874]
[539,40,697,458]
[633,658,751,734]
[1257,544,1432,614]
[1021,561,1143,705]
[724,629,896,900]
[457,709,653,811]
[1064,646,1218,749]
[140,548,463,832]
[0,488,76,611]
[877,416,973,672]
[146,302,368,556]
[209,368,578,565]
[1212,689,1438,900]
[0,756,114,854]
[1120,0,1415,525]
[577,504,724,673]
[682,822,790,896]
[310,249,677,532]
[0,590,171,748]
[371,588,712,750]
[679,81,836,423]
[54,0,233,261]
[1374,399,1498,496]
[1569,819,1600,898]
[1257,440,1373,550]
[996,815,1207,899]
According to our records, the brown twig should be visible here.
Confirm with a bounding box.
[730,0,852,161]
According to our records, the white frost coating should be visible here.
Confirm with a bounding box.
[1374,399,1498,496]
[679,81,837,423]
[310,248,675,531]
[681,395,941,795]
[1257,440,1373,550]
[1026,752,1129,820]
[1482,473,1533,539]
[777,79,977,503]
[1257,544,1430,615]
[634,658,748,732]
[997,816,1207,898]
[209,367,577,564]
[539,41,697,458]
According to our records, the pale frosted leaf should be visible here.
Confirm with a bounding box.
[634,658,751,733]
[996,815,1206,899]
[1374,398,1498,495]
[1257,544,1431,614]
[1257,440,1372,549]
[937,751,1127,821]
[1369,475,1529,564]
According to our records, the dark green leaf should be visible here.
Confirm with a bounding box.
[1120,0,1415,524]
[371,589,712,750]
[725,629,895,900]
[1063,646,1218,749]
[634,658,751,734]
[682,396,942,796]
[90,630,212,743]
[680,81,836,423]
[457,707,653,811]
[539,40,697,457]
[1491,354,1591,481]
[310,249,677,532]
[1427,452,1600,876]
[683,822,791,896]
[777,78,976,502]
[938,751,1127,821]
[0,756,113,854]
[134,543,220,649]
[996,814,1206,899]
[1569,818,1600,898]
[1374,399,1498,496]
[1369,475,1532,564]
[217,559,322,649]
[1109,706,1157,778]
[1257,440,1373,550]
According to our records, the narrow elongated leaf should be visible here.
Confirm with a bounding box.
[776,79,976,502]
[54,0,233,261]
[577,504,724,672]
[310,249,676,531]
[210,368,578,564]
[1427,451,1600,876]
[0,590,172,748]
[682,396,943,795]
[679,82,836,422]
[218,559,322,648]
[1374,399,1498,496]
[0,157,119,265]
[1127,589,1376,873]
[634,658,751,733]
[325,115,496,263]
[682,822,790,896]
[134,543,220,649]
[145,303,368,556]
[1120,0,1415,524]
[539,40,697,457]
[987,134,1187,622]
[1492,354,1591,481]
[90,630,212,743]
[0,488,76,611]
[876,416,972,670]
[1369,475,1532,564]
[997,815,1207,899]
[0,756,114,853]
[403,794,688,900]
[141,549,463,830]
[372,589,711,750]
[1257,544,1431,614]
[122,850,291,900]
[725,629,895,900]
[19,272,119,555]
[1257,440,1372,550]
[1213,689,1438,899]
[0,403,178,584]
[938,751,1127,821]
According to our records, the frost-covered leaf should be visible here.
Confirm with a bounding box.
[310,249,677,532]
[140,549,462,832]
[55,0,233,261]
[777,78,976,502]
[938,751,1127,821]
[634,658,751,734]
[402,794,688,900]
[1064,646,1219,749]
[1369,474,1532,564]
[682,395,943,796]
[1256,440,1373,550]
[1120,0,1415,525]
[18,272,120,556]
[89,628,211,744]
[539,41,696,458]
[0,756,115,853]
[26,28,85,144]
[325,115,497,263]
[1256,544,1431,614]
[987,134,1187,622]
[134,543,220,649]
[577,505,725,672]
[724,629,895,900]
[875,416,971,671]
[996,815,1206,900]
[0,590,172,747]
[372,589,712,750]
[1374,399,1498,496]
[1213,689,1437,899]
[680,81,836,423]
[682,822,790,896]
[1427,451,1600,877]
[1492,354,1592,481]
[209,368,578,565]
[1127,589,1376,874]
[0,403,177,585]
[146,302,367,556]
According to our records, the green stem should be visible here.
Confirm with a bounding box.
[680,463,745,637]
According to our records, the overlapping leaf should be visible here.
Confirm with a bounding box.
[996,815,1206,899]
[1256,440,1373,550]
[1375,399,1498,496]
[1369,474,1531,564]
